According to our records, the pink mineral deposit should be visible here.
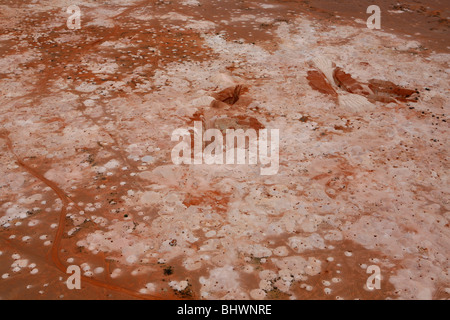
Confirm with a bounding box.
[0,0,449,300]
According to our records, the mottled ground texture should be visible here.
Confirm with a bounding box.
[0,0,449,300]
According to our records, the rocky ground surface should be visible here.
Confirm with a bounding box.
[0,0,449,299]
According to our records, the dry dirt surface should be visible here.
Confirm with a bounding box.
[0,0,449,300]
